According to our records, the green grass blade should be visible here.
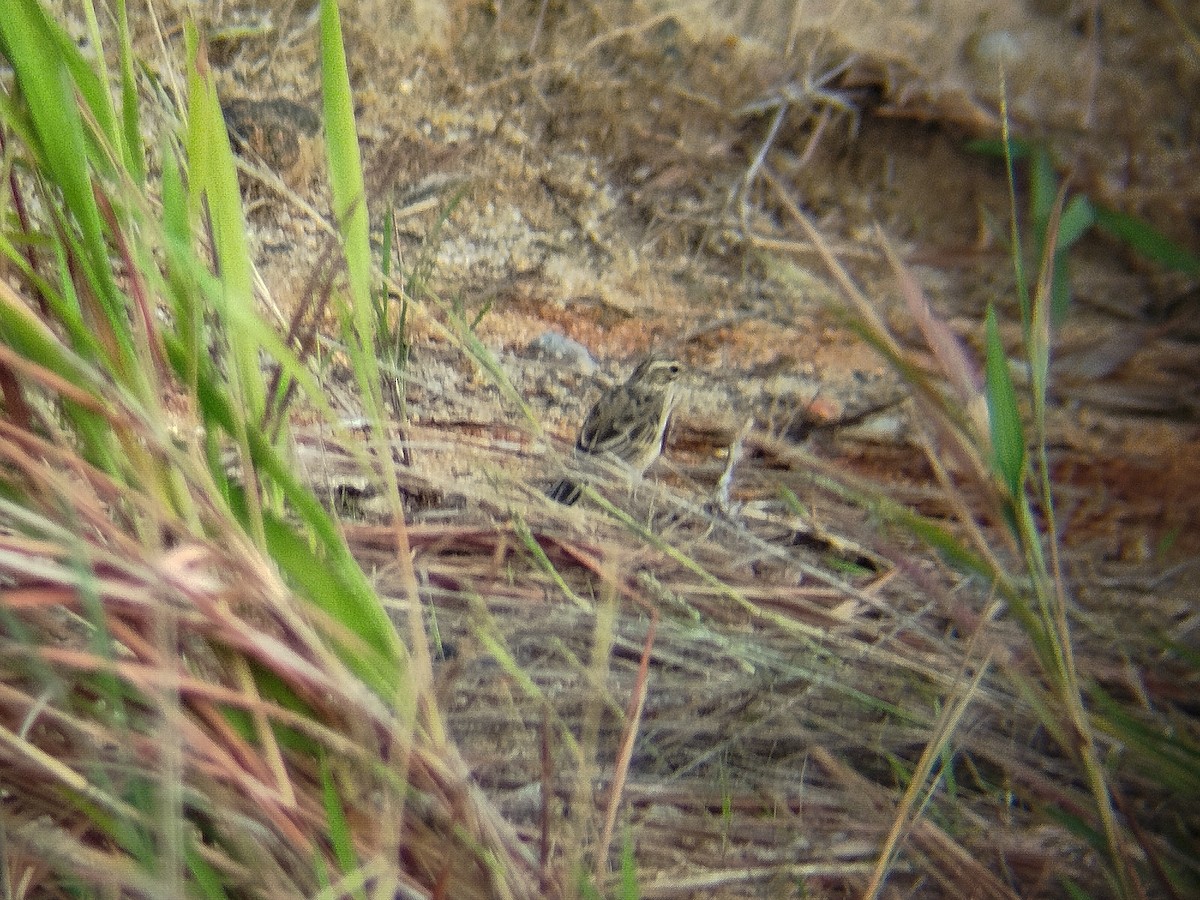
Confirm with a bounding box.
[1047,195,1094,323]
[1090,687,1200,795]
[983,304,1025,499]
[0,273,104,395]
[186,843,229,900]
[158,331,403,694]
[320,0,370,307]
[1029,143,1057,242]
[511,511,593,612]
[618,827,641,900]
[78,0,122,170]
[258,505,401,693]
[999,100,1030,329]
[1049,251,1072,325]
[1058,195,1095,248]
[320,753,367,900]
[160,144,201,393]
[5,0,122,173]
[0,231,92,360]
[319,0,378,415]
[115,0,146,184]
[375,207,396,348]
[318,0,412,536]
[784,479,1001,588]
[1093,205,1200,276]
[183,24,264,425]
[0,0,135,374]
[964,136,1031,160]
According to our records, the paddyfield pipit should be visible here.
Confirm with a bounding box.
[548,354,684,505]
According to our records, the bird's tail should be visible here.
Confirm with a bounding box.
[547,478,582,506]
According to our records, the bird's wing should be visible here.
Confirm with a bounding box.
[577,388,664,457]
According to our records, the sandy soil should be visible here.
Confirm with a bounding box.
[182,0,1200,560]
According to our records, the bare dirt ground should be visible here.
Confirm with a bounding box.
[199,0,1200,556]
[121,0,1199,896]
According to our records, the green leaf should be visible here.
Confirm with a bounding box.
[1029,144,1057,241]
[160,329,404,697]
[1057,195,1095,250]
[225,466,402,696]
[984,304,1025,498]
[1094,205,1200,275]
[1042,194,1094,324]
[964,136,1031,160]
[1049,252,1072,325]
[259,509,396,686]
[577,873,605,900]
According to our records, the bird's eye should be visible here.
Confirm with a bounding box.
[668,364,680,375]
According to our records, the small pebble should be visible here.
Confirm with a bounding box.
[528,332,596,372]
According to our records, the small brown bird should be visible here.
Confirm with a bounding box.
[548,355,684,505]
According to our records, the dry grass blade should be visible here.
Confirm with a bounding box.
[594,610,656,883]
[0,2,542,893]
[761,162,1189,895]
[0,437,539,897]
